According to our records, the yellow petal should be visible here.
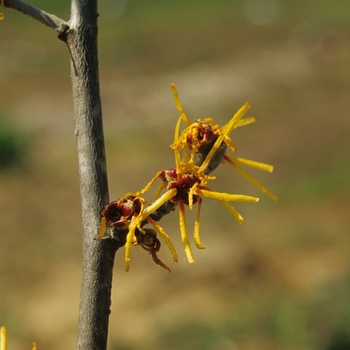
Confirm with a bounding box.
[198,104,251,173]
[1,326,7,350]
[225,157,278,201]
[173,115,183,171]
[188,182,199,211]
[194,198,204,249]
[170,83,191,126]
[94,216,107,241]
[227,155,274,173]
[137,171,163,196]
[198,133,225,173]
[140,188,177,222]
[179,201,195,263]
[222,135,237,152]
[199,189,259,202]
[154,180,167,200]
[119,191,139,201]
[233,117,256,128]
[218,200,244,224]
[222,102,251,135]
[147,217,178,263]
[124,216,137,272]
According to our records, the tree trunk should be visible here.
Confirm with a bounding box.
[64,1,117,349]
[2,0,119,349]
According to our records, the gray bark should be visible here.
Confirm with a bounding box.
[1,0,68,29]
[2,1,119,349]
[64,2,118,349]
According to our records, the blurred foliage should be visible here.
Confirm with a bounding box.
[3,0,350,75]
[279,148,350,202]
[110,277,350,350]
[0,116,27,171]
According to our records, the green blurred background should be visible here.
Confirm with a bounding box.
[1,0,350,349]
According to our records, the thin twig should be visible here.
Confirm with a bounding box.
[1,0,68,31]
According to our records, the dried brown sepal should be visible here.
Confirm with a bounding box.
[138,229,171,273]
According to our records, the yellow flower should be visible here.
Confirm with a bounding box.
[135,99,260,264]
[170,83,277,201]
[97,83,276,271]
[96,192,178,272]
[137,162,259,264]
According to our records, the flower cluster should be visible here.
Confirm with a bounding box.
[96,84,277,272]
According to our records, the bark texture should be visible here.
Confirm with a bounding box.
[3,1,119,348]
[64,2,118,349]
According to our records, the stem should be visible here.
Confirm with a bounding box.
[1,0,67,31]
[63,1,116,349]
[3,0,117,349]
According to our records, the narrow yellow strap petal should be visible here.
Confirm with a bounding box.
[124,239,132,272]
[173,115,183,171]
[179,201,195,263]
[170,83,184,114]
[172,125,192,150]
[198,134,225,173]
[137,171,163,196]
[119,191,138,201]
[32,342,37,350]
[199,189,259,202]
[124,217,137,272]
[182,114,192,128]
[233,117,256,128]
[94,217,107,240]
[228,155,274,173]
[154,180,167,200]
[170,83,192,126]
[1,326,7,350]
[188,182,199,211]
[199,104,251,173]
[194,199,204,249]
[222,117,256,130]
[218,200,244,224]
[223,135,237,152]
[225,157,278,201]
[222,102,251,135]
[147,217,178,263]
[140,188,177,222]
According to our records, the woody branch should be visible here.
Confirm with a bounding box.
[2,0,115,349]
[1,0,68,30]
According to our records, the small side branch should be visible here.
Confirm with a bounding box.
[1,0,68,31]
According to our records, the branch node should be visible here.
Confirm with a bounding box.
[58,22,70,42]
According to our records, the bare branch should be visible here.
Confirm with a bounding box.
[3,0,115,348]
[1,0,68,31]
[65,1,117,349]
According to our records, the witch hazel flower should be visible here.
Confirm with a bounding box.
[133,98,261,264]
[95,192,177,272]
[170,83,278,201]
[96,83,276,272]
